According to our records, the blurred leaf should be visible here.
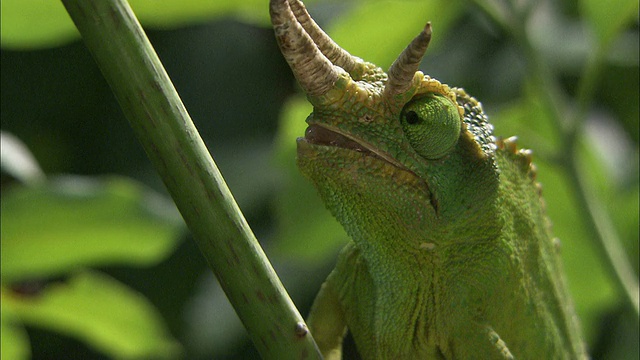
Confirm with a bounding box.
[1,176,183,282]
[579,121,639,271]
[273,96,311,166]
[329,0,465,68]
[489,83,562,157]
[130,0,268,26]
[579,0,639,45]
[610,185,640,272]
[3,271,181,359]
[272,96,348,261]
[0,0,269,49]
[534,159,617,342]
[0,131,45,185]
[0,0,77,49]
[0,298,30,360]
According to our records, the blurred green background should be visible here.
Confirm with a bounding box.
[1,0,638,359]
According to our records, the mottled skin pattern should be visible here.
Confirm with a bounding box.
[270,0,587,358]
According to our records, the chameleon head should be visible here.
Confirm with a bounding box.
[270,0,501,244]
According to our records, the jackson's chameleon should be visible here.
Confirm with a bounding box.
[270,0,587,358]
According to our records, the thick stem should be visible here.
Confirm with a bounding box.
[60,0,322,358]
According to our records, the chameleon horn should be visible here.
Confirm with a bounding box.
[270,0,341,97]
[287,0,359,74]
[384,22,432,98]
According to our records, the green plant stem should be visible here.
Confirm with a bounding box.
[562,43,639,316]
[518,24,639,319]
[60,0,322,358]
[474,0,639,317]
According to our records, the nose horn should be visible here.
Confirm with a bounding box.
[269,0,341,97]
[286,0,359,74]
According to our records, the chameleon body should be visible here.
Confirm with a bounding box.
[270,1,587,358]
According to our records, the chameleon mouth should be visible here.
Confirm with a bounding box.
[301,124,438,213]
[304,125,370,153]
[302,124,406,169]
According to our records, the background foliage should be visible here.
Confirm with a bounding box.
[1,0,638,359]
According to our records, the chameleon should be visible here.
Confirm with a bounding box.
[269,0,588,358]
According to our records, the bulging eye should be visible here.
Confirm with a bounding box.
[400,93,461,159]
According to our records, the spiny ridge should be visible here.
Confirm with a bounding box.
[495,136,537,181]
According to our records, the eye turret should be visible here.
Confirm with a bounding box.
[400,93,461,159]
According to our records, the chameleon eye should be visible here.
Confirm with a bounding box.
[400,93,461,159]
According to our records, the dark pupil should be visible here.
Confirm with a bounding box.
[405,111,420,125]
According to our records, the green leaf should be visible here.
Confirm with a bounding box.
[132,0,267,25]
[490,83,562,157]
[534,160,618,341]
[0,0,77,49]
[0,0,268,49]
[329,0,465,69]
[272,97,348,261]
[579,0,639,45]
[3,271,181,359]
[1,176,183,282]
[1,299,31,360]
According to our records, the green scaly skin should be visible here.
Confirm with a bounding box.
[270,0,587,358]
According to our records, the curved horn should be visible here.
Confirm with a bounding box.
[270,0,340,97]
[384,23,432,98]
[287,0,359,73]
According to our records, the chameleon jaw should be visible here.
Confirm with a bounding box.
[302,123,408,171]
[297,128,438,213]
